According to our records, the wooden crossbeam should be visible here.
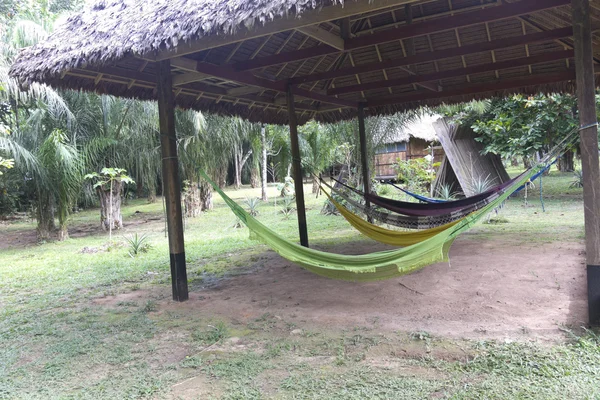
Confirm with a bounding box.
[346,0,570,50]
[232,0,567,73]
[91,66,317,112]
[297,25,344,50]
[172,57,357,108]
[289,26,574,85]
[328,50,575,96]
[365,70,577,108]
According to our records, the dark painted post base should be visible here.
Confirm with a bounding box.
[588,265,600,326]
[170,252,189,302]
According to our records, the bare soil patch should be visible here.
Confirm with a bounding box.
[159,238,586,341]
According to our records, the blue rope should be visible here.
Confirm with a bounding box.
[385,182,448,203]
[539,172,546,212]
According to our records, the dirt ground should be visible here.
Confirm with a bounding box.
[153,238,587,341]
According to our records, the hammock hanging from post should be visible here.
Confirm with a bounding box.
[198,130,576,282]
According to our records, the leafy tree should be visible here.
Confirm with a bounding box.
[446,94,579,170]
[37,129,81,240]
[85,168,134,240]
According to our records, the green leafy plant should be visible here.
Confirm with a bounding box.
[375,182,392,197]
[569,169,584,188]
[192,321,228,345]
[244,197,260,216]
[124,233,151,257]
[395,158,434,194]
[0,156,14,175]
[467,174,495,195]
[436,183,459,201]
[277,176,295,197]
[231,217,243,229]
[280,196,296,219]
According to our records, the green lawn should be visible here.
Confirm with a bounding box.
[1,170,599,399]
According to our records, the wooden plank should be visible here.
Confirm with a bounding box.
[149,0,417,61]
[345,0,570,50]
[289,26,574,85]
[328,50,575,96]
[297,25,345,50]
[572,0,600,326]
[156,60,188,302]
[366,70,577,107]
[287,87,309,247]
[357,104,372,222]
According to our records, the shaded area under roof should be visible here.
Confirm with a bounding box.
[9,0,600,125]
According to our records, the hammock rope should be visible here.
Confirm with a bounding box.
[319,184,466,246]
[320,178,477,229]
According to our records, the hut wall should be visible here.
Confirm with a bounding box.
[432,118,510,197]
[374,142,408,179]
[406,138,430,159]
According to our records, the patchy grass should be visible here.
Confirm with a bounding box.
[0,174,596,399]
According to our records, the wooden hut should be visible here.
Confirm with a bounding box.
[374,114,443,180]
[9,0,600,324]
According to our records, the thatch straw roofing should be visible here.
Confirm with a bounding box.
[9,0,600,125]
[382,114,441,144]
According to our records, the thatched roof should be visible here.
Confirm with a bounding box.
[383,114,440,144]
[9,0,600,125]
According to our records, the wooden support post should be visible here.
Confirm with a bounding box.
[572,0,600,326]
[358,104,372,223]
[157,60,188,302]
[286,86,309,248]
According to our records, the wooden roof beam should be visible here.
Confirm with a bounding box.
[233,0,568,74]
[289,26,574,85]
[147,0,417,62]
[171,57,357,108]
[346,0,570,51]
[297,25,345,50]
[328,50,575,96]
[365,70,577,108]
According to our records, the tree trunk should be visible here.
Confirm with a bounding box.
[234,148,241,189]
[559,150,575,172]
[98,181,123,231]
[511,157,519,167]
[312,176,320,194]
[250,165,259,188]
[234,146,253,189]
[136,180,144,198]
[523,155,532,169]
[216,166,227,189]
[36,191,55,241]
[57,224,69,241]
[261,126,268,201]
[200,180,213,211]
[183,180,201,218]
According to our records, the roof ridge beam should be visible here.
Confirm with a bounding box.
[289,26,574,85]
[328,49,575,96]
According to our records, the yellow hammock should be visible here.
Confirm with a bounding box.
[321,187,464,247]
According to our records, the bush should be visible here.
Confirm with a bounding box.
[395,158,434,193]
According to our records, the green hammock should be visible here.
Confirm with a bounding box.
[200,161,543,282]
